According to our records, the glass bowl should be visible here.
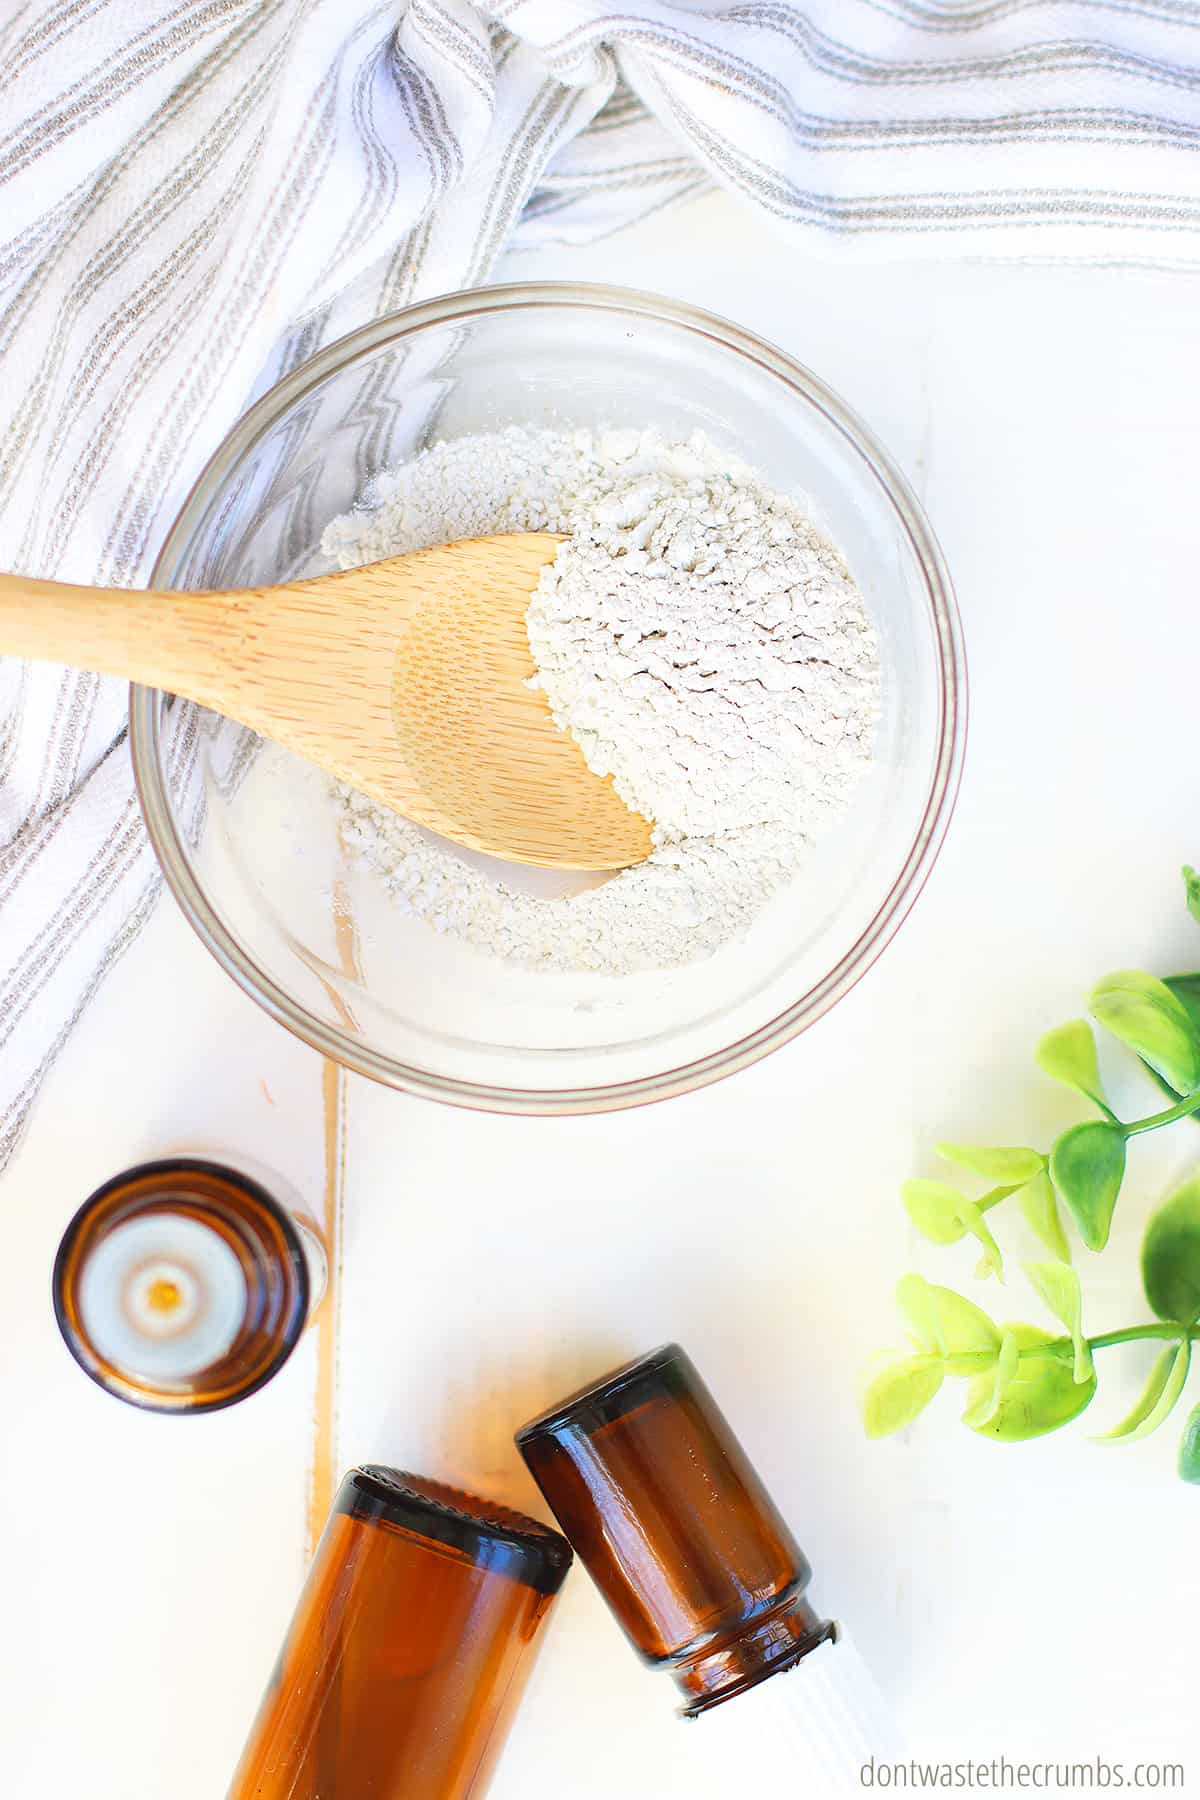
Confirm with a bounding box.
[130,283,965,1114]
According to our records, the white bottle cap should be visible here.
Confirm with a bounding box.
[689,1633,902,1791]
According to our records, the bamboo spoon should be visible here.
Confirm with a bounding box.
[0,533,654,871]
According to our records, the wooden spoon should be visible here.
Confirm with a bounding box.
[0,533,653,871]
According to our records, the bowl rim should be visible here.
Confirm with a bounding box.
[130,279,967,1116]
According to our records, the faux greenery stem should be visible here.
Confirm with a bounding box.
[940,1324,1198,1376]
[1123,1086,1200,1138]
[1089,1323,1200,1349]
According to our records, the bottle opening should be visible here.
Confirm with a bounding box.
[79,1211,248,1380]
[52,1158,314,1413]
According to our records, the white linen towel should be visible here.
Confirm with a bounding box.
[1,0,1198,1167]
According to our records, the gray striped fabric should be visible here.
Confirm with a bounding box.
[1,0,1198,1168]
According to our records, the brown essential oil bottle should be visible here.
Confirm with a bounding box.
[517,1343,889,1772]
[228,1466,573,1800]
[52,1157,326,1414]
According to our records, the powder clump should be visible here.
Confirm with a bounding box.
[325,426,880,975]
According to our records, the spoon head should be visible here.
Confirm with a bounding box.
[275,533,653,873]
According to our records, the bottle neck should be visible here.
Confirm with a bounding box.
[673,1597,837,1716]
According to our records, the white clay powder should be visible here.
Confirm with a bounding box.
[325,426,880,975]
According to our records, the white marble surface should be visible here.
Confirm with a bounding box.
[4,194,1200,1795]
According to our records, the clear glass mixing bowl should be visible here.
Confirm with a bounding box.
[130,284,965,1113]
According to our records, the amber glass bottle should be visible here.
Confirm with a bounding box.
[516,1342,836,1715]
[52,1157,326,1414]
[228,1466,573,1800]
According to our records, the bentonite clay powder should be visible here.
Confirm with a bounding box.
[325,426,880,975]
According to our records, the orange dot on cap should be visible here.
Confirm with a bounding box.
[145,1277,184,1315]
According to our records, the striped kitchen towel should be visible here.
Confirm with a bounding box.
[1,0,1198,1168]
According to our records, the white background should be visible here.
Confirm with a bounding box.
[4,193,1199,1794]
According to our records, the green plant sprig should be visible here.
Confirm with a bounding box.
[866,868,1200,1482]
[904,964,1200,1269]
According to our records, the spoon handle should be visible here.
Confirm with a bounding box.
[0,572,238,703]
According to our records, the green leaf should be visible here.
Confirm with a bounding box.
[895,1274,1000,1358]
[900,1181,1006,1275]
[1142,1175,1200,1323]
[863,1357,944,1439]
[977,1183,1024,1211]
[1185,866,1200,925]
[902,1179,968,1245]
[1179,1404,1200,1483]
[964,1325,1098,1442]
[1098,1343,1190,1443]
[1035,1021,1110,1115]
[1090,970,1200,1096]
[1153,1341,1191,1434]
[1164,974,1200,1045]
[1154,975,1200,1108]
[961,1330,1020,1429]
[1017,1169,1071,1263]
[959,1199,1005,1279]
[936,1144,1046,1185]
[1024,1261,1093,1383]
[1049,1120,1126,1252]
